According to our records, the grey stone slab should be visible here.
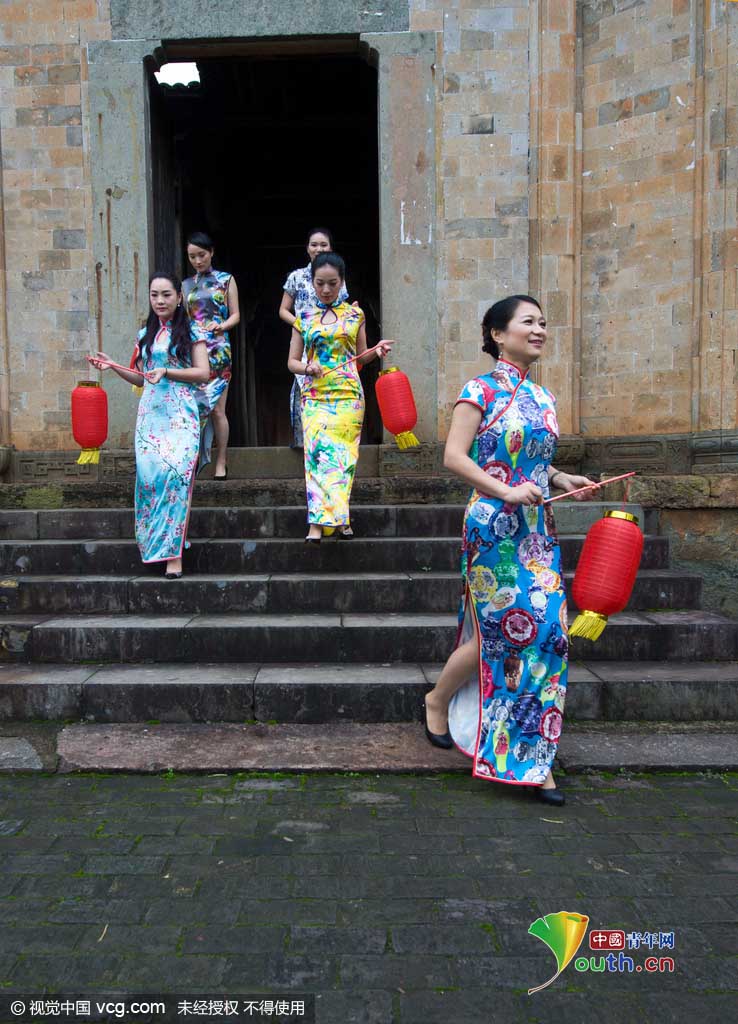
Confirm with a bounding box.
[109,0,409,40]
[592,661,738,682]
[37,509,132,540]
[342,613,456,627]
[0,738,43,771]
[254,663,427,724]
[81,663,258,723]
[0,576,129,614]
[189,614,341,628]
[0,664,94,720]
[55,722,738,773]
[131,576,270,615]
[0,511,38,540]
[558,730,738,771]
[57,723,470,772]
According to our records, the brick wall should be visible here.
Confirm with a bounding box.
[0,0,110,450]
[410,1,533,435]
[0,0,735,451]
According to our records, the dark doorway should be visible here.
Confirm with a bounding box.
[148,49,381,446]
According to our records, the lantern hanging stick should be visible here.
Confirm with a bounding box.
[318,342,385,378]
[544,471,636,504]
[86,354,159,381]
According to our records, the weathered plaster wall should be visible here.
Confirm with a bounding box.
[0,0,112,450]
[579,0,737,438]
[410,1,533,436]
[0,0,735,453]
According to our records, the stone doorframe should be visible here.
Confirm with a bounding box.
[88,28,438,444]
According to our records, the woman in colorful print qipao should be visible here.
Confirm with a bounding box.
[90,273,210,577]
[183,232,240,478]
[423,296,599,806]
[287,252,391,542]
[279,227,348,448]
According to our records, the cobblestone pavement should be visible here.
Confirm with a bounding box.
[0,771,736,1023]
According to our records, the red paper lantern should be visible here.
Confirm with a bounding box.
[71,380,108,465]
[570,510,644,641]
[376,367,419,449]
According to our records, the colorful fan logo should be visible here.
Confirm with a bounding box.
[527,911,590,995]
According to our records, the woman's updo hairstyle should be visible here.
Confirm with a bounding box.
[482,294,542,359]
[311,251,345,280]
[187,230,214,252]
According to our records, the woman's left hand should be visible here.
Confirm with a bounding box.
[145,367,167,385]
[211,321,224,336]
[305,361,322,378]
[554,473,601,501]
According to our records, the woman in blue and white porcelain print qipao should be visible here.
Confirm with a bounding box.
[423,296,599,807]
[90,272,209,578]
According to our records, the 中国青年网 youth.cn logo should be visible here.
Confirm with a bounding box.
[527,911,675,994]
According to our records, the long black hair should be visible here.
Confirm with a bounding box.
[482,294,542,359]
[138,271,192,368]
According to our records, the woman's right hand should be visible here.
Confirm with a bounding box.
[305,361,322,378]
[503,482,543,506]
[88,352,111,371]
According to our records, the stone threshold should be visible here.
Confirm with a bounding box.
[2,720,738,775]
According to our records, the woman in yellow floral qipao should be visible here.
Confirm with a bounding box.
[288,253,392,542]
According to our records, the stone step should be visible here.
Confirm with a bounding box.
[0,502,648,541]
[48,721,738,773]
[1,477,471,511]
[5,609,737,665]
[2,661,737,725]
[0,534,671,575]
[0,569,703,616]
[0,472,638,510]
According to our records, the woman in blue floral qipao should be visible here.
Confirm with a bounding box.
[424,296,599,806]
[183,232,240,478]
[91,273,210,578]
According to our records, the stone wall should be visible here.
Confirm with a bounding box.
[410,1,534,433]
[0,0,736,453]
[0,0,111,451]
[631,474,738,616]
[579,0,737,438]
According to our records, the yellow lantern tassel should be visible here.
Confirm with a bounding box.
[569,609,608,641]
[394,430,419,450]
[76,448,101,465]
[131,384,144,397]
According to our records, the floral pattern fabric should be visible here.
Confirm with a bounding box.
[284,264,348,446]
[447,360,568,787]
[183,269,232,468]
[134,323,200,563]
[293,301,364,527]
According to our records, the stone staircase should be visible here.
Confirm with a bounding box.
[1,493,738,730]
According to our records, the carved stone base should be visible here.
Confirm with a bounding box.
[4,432,738,483]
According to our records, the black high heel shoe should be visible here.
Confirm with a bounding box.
[422,704,453,750]
[536,786,565,807]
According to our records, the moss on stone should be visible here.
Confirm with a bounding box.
[22,485,64,509]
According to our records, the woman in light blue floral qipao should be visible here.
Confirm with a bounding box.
[423,296,599,807]
[183,231,240,478]
[91,272,209,578]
